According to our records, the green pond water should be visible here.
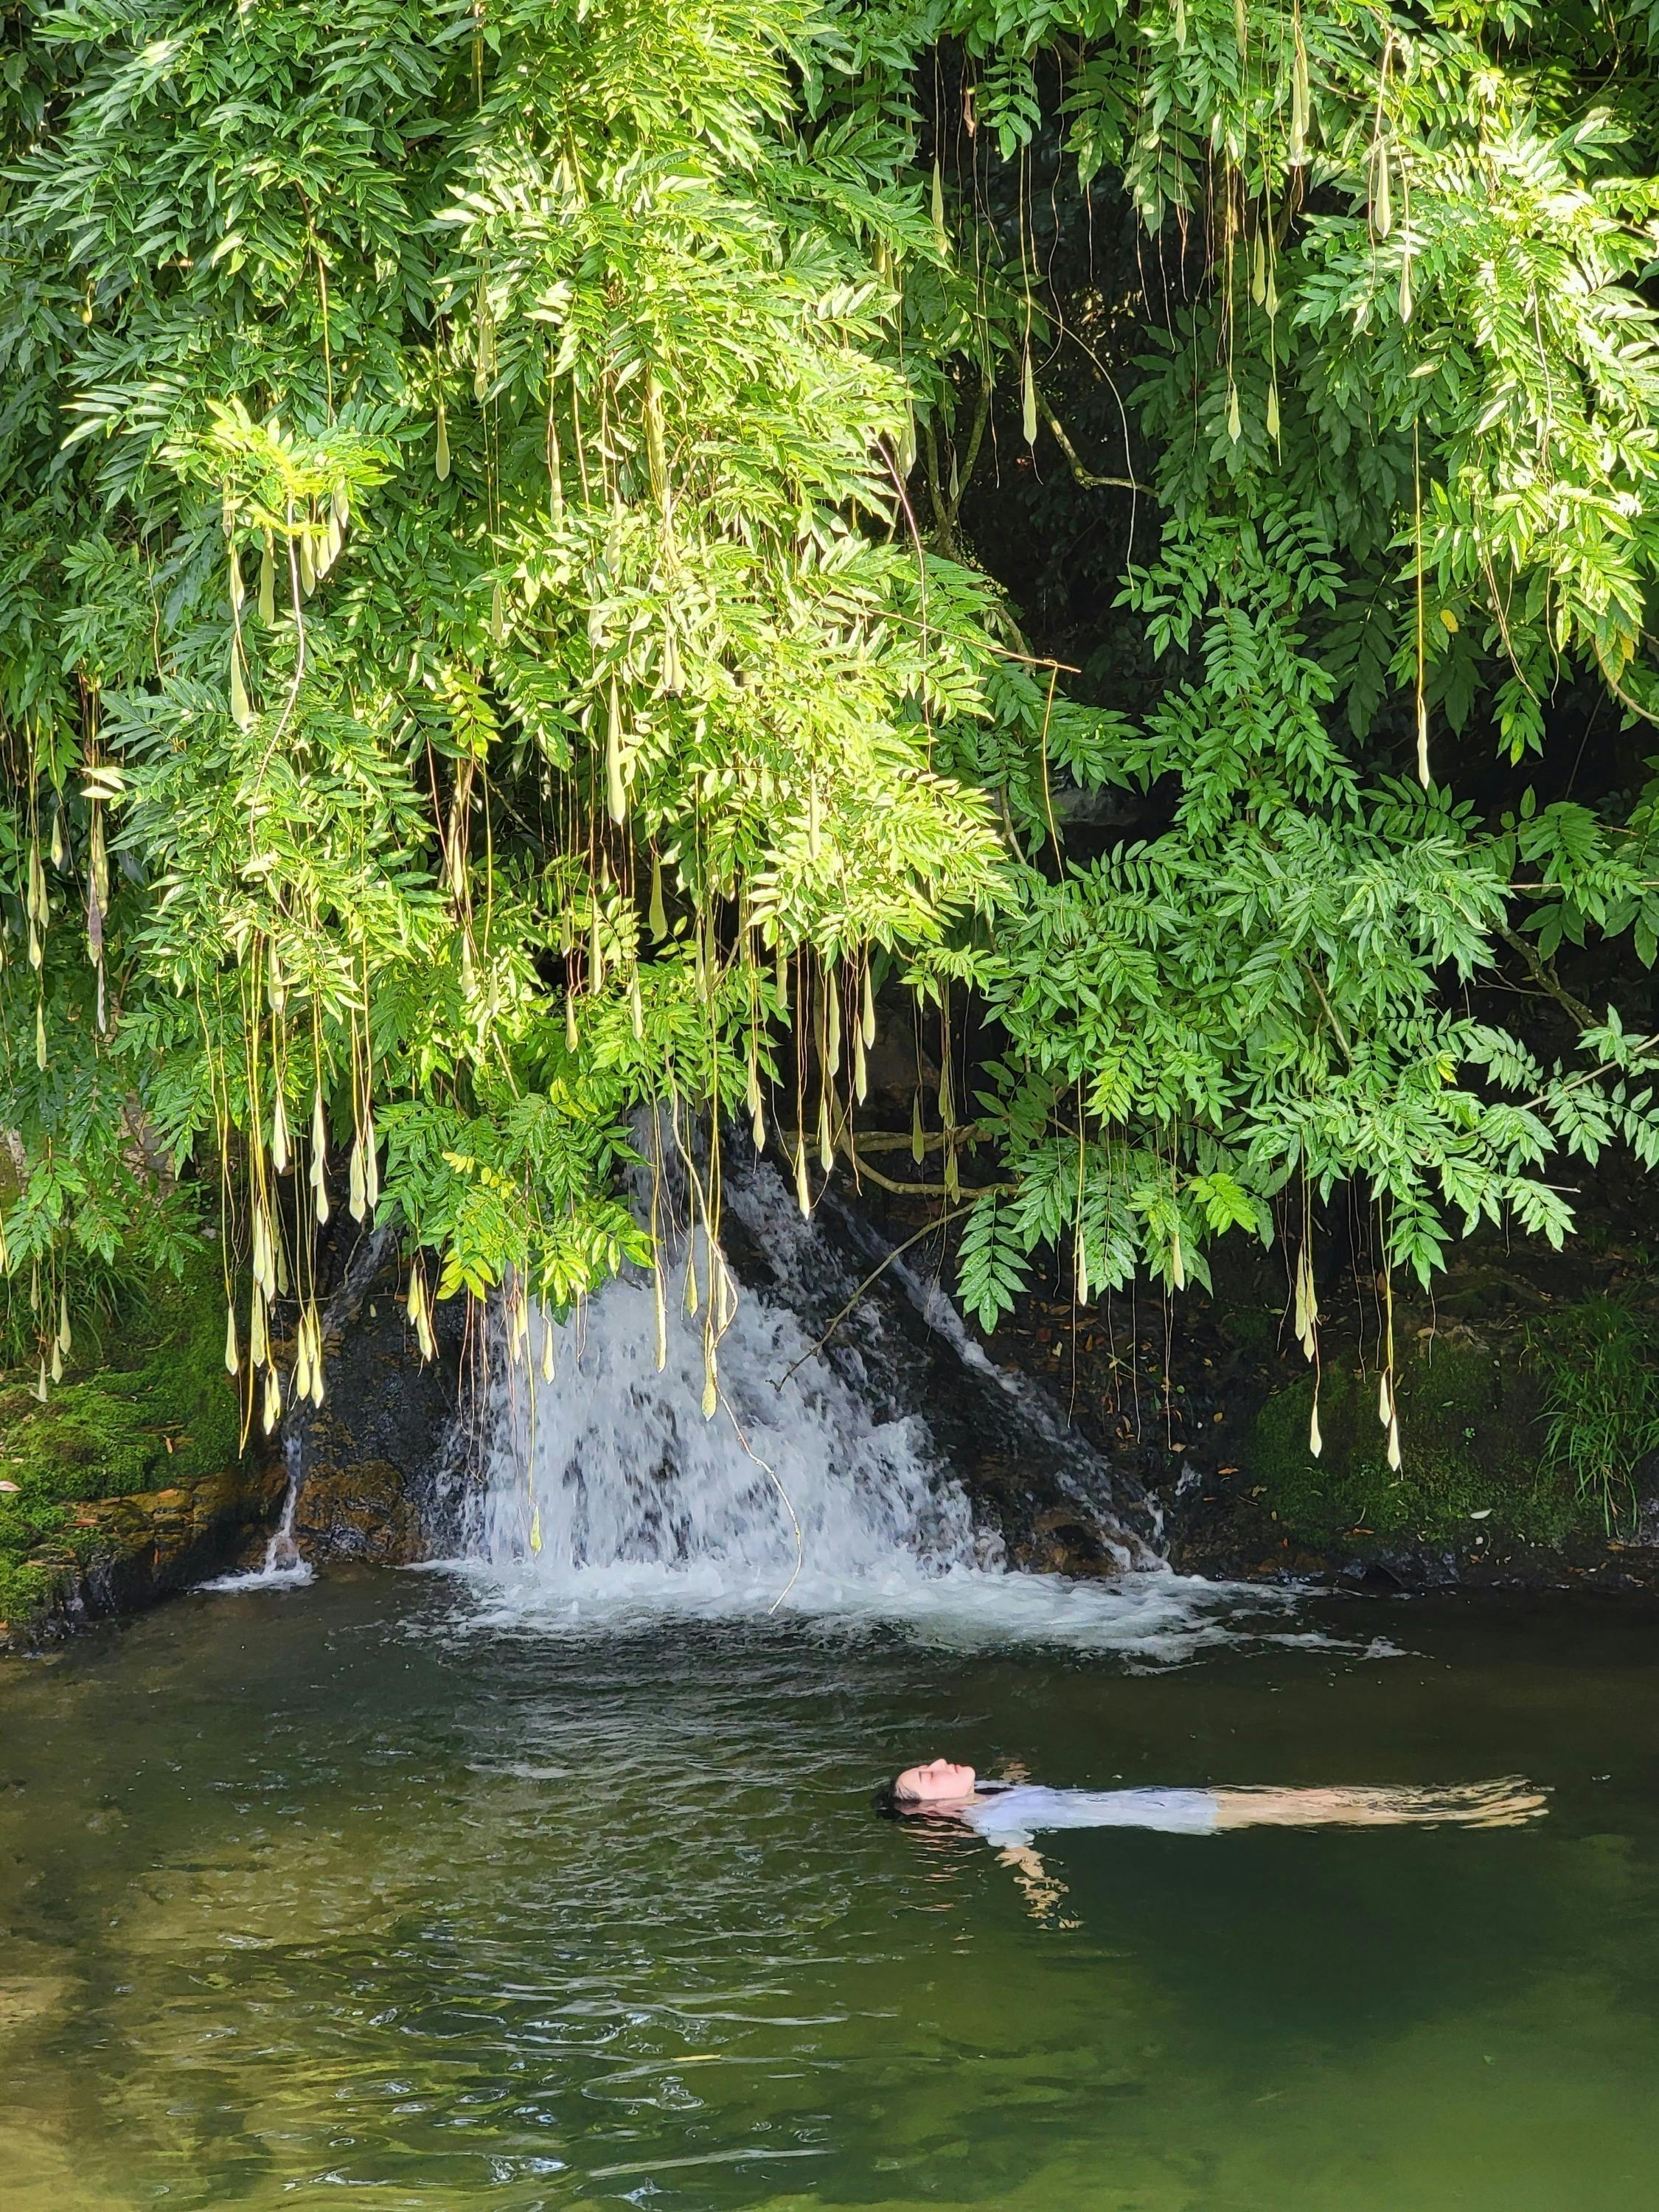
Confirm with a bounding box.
[1,1570,1657,2211]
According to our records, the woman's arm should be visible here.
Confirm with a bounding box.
[995,1843,1073,1922]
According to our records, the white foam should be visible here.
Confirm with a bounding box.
[195,1559,316,1594]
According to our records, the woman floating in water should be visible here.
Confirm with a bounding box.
[876,1759,1548,1919]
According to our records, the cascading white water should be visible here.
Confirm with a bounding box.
[198,1427,315,1593]
[473,1227,992,1613]
[461,1158,1346,1663]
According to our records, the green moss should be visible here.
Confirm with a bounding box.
[0,1249,244,1627]
[1248,1337,1587,1551]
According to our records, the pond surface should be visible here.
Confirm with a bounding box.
[2,1571,1657,2210]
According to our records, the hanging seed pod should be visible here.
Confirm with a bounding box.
[295,1320,313,1404]
[1265,265,1279,319]
[1310,1398,1324,1458]
[605,683,627,824]
[57,1291,70,1357]
[28,840,46,926]
[250,1287,268,1370]
[1251,232,1266,307]
[540,1319,555,1382]
[257,1212,277,1299]
[348,1133,367,1222]
[297,526,316,597]
[435,396,451,481]
[1416,696,1430,787]
[945,1140,960,1203]
[1266,380,1280,442]
[684,1253,700,1318]
[565,987,579,1052]
[1289,8,1310,165]
[1022,347,1038,445]
[490,579,505,643]
[795,1137,811,1217]
[230,639,252,729]
[1386,1413,1402,1472]
[323,509,344,575]
[1378,1371,1394,1427]
[259,532,276,624]
[310,1087,330,1225]
[1171,1228,1186,1291]
[818,1091,833,1172]
[1226,385,1242,443]
[629,967,644,1040]
[1399,252,1413,325]
[931,155,947,248]
[364,1112,380,1211]
[653,1257,668,1372]
[35,998,46,1070]
[700,1343,718,1421]
[911,1089,925,1164]
[1373,142,1393,237]
[229,540,245,615]
[648,852,668,942]
[590,907,606,992]
[1076,1242,1090,1308]
[824,969,841,1077]
[50,1338,62,1385]
[262,1365,282,1435]
[49,809,64,870]
[272,1086,291,1174]
[35,1356,47,1403]
[224,1303,240,1377]
[853,1027,868,1104]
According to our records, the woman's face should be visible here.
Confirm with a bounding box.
[894,1758,977,1806]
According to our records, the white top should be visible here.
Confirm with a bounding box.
[961,1785,1220,1848]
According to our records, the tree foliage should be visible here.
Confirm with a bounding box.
[7,0,1659,1439]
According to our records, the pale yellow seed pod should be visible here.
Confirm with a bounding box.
[224,1304,240,1377]
[1310,1400,1324,1458]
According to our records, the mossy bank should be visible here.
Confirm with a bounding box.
[0,1251,274,1644]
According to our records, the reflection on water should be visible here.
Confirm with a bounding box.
[1,1573,1658,2208]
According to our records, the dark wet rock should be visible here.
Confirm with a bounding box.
[278,1228,473,1566]
[2,1460,288,1649]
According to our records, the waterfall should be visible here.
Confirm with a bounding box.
[461,1154,1321,1658]
[198,1425,315,1593]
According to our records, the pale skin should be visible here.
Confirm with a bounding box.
[893,1760,1548,1922]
